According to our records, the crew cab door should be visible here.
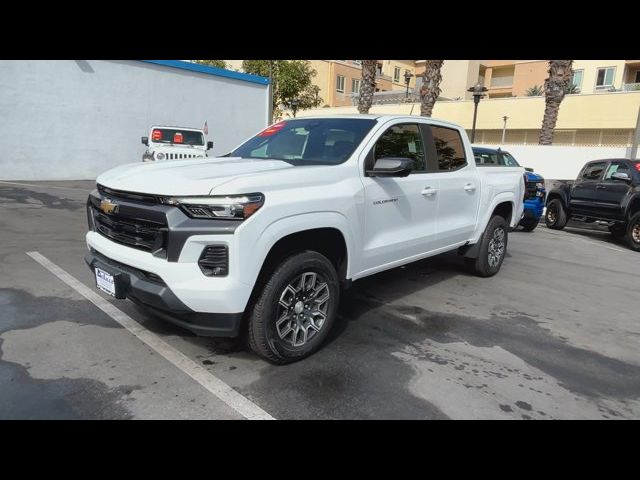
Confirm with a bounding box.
[360,121,439,273]
[595,161,634,220]
[425,124,481,249]
[570,161,607,216]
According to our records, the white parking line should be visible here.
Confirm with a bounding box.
[25,251,275,420]
[0,180,89,191]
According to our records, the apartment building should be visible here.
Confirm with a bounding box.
[224,60,419,107]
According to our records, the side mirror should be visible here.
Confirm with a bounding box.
[141,136,149,146]
[366,157,414,177]
[525,167,534,172]
[207,141,214,151]
[611,171,631,182]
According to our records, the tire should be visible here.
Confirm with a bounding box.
[545,198,568,230]
[609,224,626,238]
[247,251,340,364]
[520,217,539,232]
[625,212,640,252]
[467,215,509,277]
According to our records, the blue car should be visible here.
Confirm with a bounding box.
[473,147,546,232]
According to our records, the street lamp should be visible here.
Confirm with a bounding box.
[404,71,414,101]
[467,82,489,143]
[288,98,300,118]
[501,115,509,145]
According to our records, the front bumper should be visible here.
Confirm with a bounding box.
[85,248,243,337]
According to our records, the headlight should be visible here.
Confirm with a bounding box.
[536,182,545,189]
[162,193,264,220]
[156,152,166,160]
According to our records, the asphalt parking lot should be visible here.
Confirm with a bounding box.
[1,180,639,420]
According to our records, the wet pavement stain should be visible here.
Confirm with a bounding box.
[0,288,134,419]
[347,294,640,402]
[0,288,120,333]
[0,186,83,210]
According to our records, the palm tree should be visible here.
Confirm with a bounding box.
[539,60,574,145]
[420,60,444,117]
[358,60,378,114]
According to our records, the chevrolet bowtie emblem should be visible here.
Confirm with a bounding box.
[100,198,119,215]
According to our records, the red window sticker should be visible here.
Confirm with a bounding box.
[173,132,184,143]
[152,129,162,141]
[257,121,287,137]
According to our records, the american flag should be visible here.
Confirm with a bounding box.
[203,121,208,135]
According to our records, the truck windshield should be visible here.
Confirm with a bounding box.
[228,118,377,165]
[151,128,204,146]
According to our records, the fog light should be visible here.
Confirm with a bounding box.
[198,245,228,277]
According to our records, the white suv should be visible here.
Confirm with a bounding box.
[141,125,213,162]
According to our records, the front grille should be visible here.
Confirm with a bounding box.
[166,153,202,160]
[198,245,228,276]
[91,207,166,253]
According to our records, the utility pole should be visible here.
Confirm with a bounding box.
[631,103,640,159]
[501,116,509,145]
[268,60,274,125]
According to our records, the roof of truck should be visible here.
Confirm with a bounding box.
[296,114,463,129]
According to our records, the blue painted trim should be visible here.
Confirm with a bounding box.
[140,60,269,85]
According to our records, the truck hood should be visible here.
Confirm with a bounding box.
[97,157,294,196]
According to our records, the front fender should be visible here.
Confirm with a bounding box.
[239,211,357,289]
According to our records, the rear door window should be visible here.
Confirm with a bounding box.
[428,126,467,171]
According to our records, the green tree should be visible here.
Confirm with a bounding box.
[242,60,323,120]
[539,60,574,145]
[193,60,228,69]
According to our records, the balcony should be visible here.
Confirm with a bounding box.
[623,83,640,91]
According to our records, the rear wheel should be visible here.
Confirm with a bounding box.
[545,199,567,230]
[467,215,508,277]
[247,251,340,364]
[625,212,640,252]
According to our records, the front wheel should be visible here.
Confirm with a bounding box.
[247,251,340,364]
[467,215,508,277]
[520,217,539,232]
[625,212,640,252]
[545,199,568,230]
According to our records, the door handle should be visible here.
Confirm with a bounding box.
[596,185,606,189]
[463,183,476,192]
[421,187,438,197]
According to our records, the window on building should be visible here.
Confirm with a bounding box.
[376,63,383,75]
[372,124,425,172]
[351,79,361,95]
[429,126,467,171]
[352,60,362,66]
[336,75,345,93]
[595,67,616,89]
[571,69,584,90]
[394,67,401,83]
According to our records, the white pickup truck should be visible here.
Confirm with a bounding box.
[141,125,213,162]
[86,115,525,363]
